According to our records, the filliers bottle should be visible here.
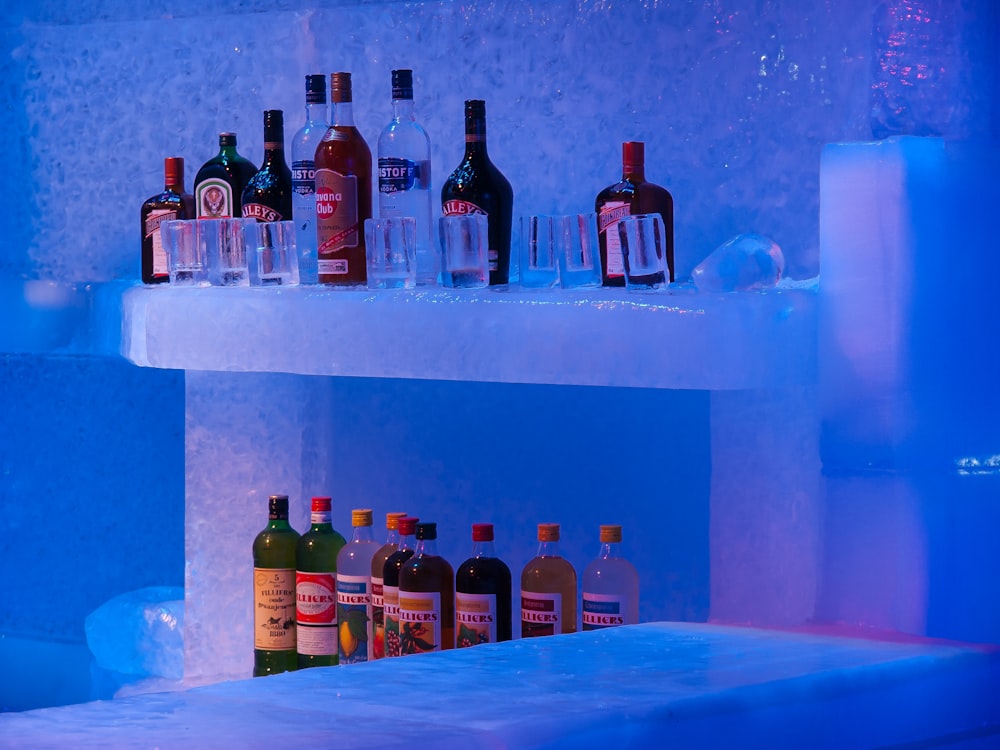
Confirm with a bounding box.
[295,497,346,668]
[252,494,300,676]
[455,523,512,646]
[581,524,639,630]
[382,516,418,658]
[336,508,380,664]
[398,522,454,653]
[242,109,293,222]
[371,512,406,659]
[521,523,576,638]
[194,132,257,219]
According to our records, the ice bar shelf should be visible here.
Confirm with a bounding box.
[121,283,817,390]
[2,623,997,749]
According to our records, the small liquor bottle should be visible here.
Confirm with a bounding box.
[314,72,372,286]
[295,497,347,668]
[520,523,577,638]
[291,74,329,284]
[595,141,675,285]
[441,99,514,285]
[335,509,380,664]
[382,516,418,658]
[455,523,512,647]
[141,156,194,284]
[371,512,407,659]
[194,132,258,219]
[398,522,455,653]
[581,524,639,630]
[252,495,301,676]
[242,109,293,222]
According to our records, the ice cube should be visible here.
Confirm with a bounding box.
[691,234,785,292]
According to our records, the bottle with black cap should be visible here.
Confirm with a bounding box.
[252,494,301,676]
[194,132,258,219]
[398,522,455,653]
[292,74,329,284]
[242,109,293,222]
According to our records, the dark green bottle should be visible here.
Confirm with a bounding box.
[295,496,347,668]
[252,494,300,677]
[194,132,258,218]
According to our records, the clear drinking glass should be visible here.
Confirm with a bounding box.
[438,214,489,289]
[519,215,560,289]
[364,216,417,290]
[161,219,207,286]
[248,220,299,286]
[554,213,602,289]
[203,217,251,287]
[618,213,667,291]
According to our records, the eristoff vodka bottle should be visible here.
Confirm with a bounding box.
[291,74,328,283]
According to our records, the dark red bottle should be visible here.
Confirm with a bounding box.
[455,523,512,646]
[140,157,194,284]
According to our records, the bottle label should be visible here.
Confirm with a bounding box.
[196,177,234,219]
[521,591,562,638]
[292,160,315,197]
[144,208,178,277]
[242,203,283,222]
[382,584,402,657]
[455,592,496,647]
[398,590,442,654]
[582,593,626,630]
[253,567,296,650]
[378,157,420,194]
[371,575,385,659]
[598,201,631,277]
[295,571,337,655]
[315,168,359,271]
[337,574,371,664]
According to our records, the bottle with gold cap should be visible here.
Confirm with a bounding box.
[581,524,639,630]
[336,508,381,664]
[371,511,407,659]
[382,516,418,657]
[520,523,577,638]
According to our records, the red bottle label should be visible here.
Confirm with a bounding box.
[442,199,486,216]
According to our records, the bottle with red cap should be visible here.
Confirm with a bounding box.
[398,522,454,653]
[455,523,512,647]
[295,496,346,668]
[371,512,407,659]
[140,156,194,284]
[382,516,418,657]
[594,141,675,286]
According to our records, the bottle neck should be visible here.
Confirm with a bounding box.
[598,541,620,560]
[164,177,183,192]
[472,540,496,558]
[310,508,332,531]
[269,517,292,530]
[384,529,401,547]
[536,540,560,558]
[415,537,438,557]
[333,100,356,127]
[464,116,488,159]
[305,101,327,126]
[397,534,415,553]
[351,525,374,544]
[623,162,645,181]
[392,98,415,121]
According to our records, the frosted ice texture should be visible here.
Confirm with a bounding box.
[84,587,184,679]
[1,623,997,748]
[691,233,784,292]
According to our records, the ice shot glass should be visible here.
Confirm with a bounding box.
[438,214,489,289]
[519,215,560,289]
[554,213,602,289]
[203,217,251,287]
[248,220,299,286]
[618,213,668,291]
[364,217,417,290]
[161,219,207,286]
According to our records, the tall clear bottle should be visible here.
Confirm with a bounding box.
[291,74,328,284]
[377,68,435,284]
[242,109,293,222]
[520,523,577,638]
[336,508,381,664]
[295,497,347,668]
[371,511,406,659]
[194,132,258,219]
[455,523,512,647]
[398,522,455,654]
[382,516,418,658]
[581,524,639,630]
[441,99,514,285]
[314,71,372,286]
[252,494,300,676]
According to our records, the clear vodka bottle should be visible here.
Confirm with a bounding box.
[291,74,328,284]
[581,524,639,630]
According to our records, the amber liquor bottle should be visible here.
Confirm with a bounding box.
[314,72,372,286]
[242,110,293,222]
[194,132,258,219]
[595,141,675,285]
[371,512,406,659]
[441,100,514,285]
[520,523,577,638]
[455,523,512,647]
[252,494,301,676]
[382,516,418,658]
[398,522,455,654]
[141,156,194,284]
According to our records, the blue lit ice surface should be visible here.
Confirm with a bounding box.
[0,623,997,748]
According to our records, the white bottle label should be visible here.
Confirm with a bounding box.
[196,177,233,219]
[383,584,402,657]
[521,591,562,637]
[456,592,496,646]
[598,200,631,277]
[253,568,296,650]
[337,574,371,664]
[582,592,626,630]
[399,590,442,654]
[144,208,177,277]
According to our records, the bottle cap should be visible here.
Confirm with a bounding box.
[623,141,645,169]
[464,99,487,138]
[391,69,414,100]
[352,508,373,527]
[472,523,494,542]
[219,132,237,147]
[416,522,437,540]
[330,72,353,103]
[386,512,407,530]
[268,494,290,518]
[537,523,560,542]
[164,157,184,186]
[305,74,327,104]
[310,496,332,512]
[398,516,419,535]
[599,524,622,544]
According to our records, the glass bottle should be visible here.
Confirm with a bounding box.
[335,508,380,664]
[455,523,512,647]
[398,522,454,654]
[194,132,258,219]
[377,68,435,284]
[291,74,328,284]
[595,141,675,285]
[141,156,194,284]
[295,496,347,668]
[371,511,407,659]
[252,494,301,676]
[242,109,293,222]
[441,99,514,285]
[314,71,372,286]
[520,523,577,638]
[382,516,418,658]
[581,524,639,630]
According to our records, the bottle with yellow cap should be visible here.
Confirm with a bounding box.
[581,524,639,630]
[336,509,381,664]
[520,523,577,638]
[371,511,407,659]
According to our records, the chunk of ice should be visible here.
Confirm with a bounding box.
[691,234,784,292]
